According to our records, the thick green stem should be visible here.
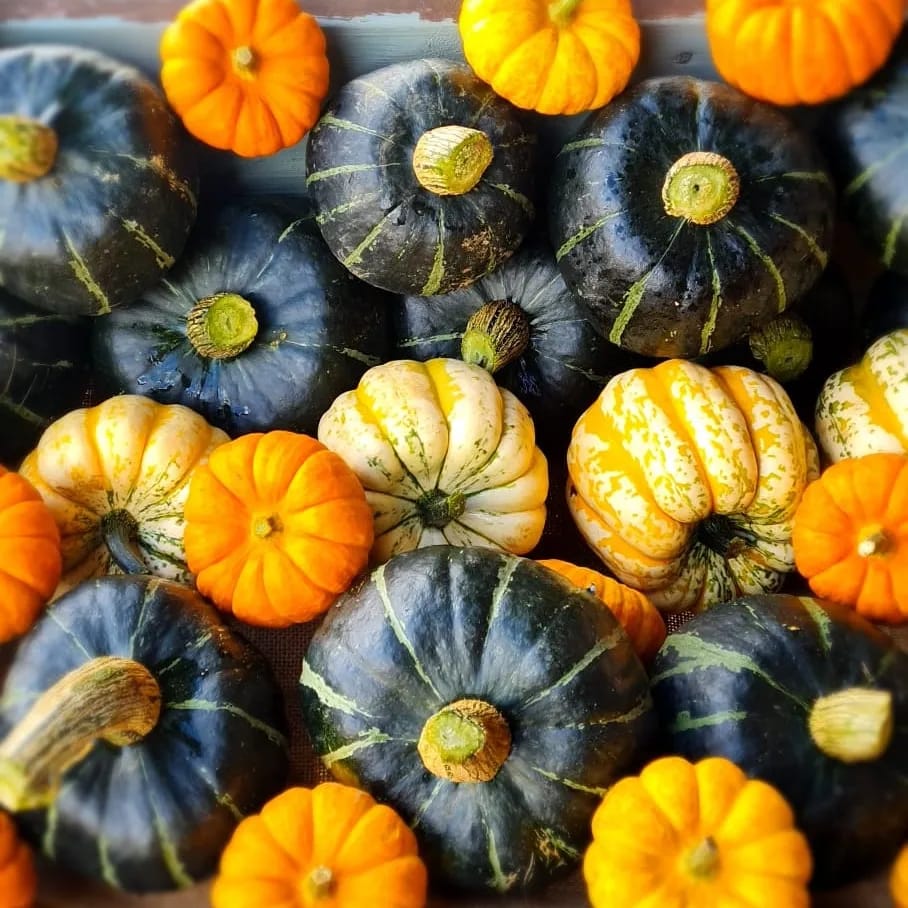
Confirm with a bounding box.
[187,292,259,360]
[461,300,531,373]
[662,151,740,225]
[101,509,147,575]
[416,488,466,528]
[0,114,58,182]
[0,657,161,811]
[548,0,584,26]
[697,514,752,559]
[412,126,494,196]
[418,699,511,783]
[748,314,813,383]
[685,837,720,879]
[809,688,893,764]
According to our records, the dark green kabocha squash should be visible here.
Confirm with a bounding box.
[549,76,836,359]
[300,545,657,894]
[0,44,198,316]
[306,58,537,297]
[650,593,908,888]
[0,287,91,467]
[822,32,908,276]
[0,575,289,893]
[862,270,908,347]
[92,199,391,436]
[391,237,641,443]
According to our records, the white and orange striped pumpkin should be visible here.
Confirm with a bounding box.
[567,360,819,612]
[815,328,908,463]
[318,358,548,564]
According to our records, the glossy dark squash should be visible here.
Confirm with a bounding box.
[0,44,198,316]
[0,288,91,468]
[306,58,537,296]
[549,76,836,358]
[650,593,908,888]
[0,575,289,893]
[92,200,392,436]
[300,545,657,894]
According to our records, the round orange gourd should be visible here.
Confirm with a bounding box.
[0,465,61,644]
[458,0,640,115]
[584,755,813,908]
[159,0,329,157]
[893,844,908,908]
[706,0,905,106]
[537,558,666,662]
[793,452,908,625]
[184,430,373,627]
[211,782,428,908]
[0,811,36,908]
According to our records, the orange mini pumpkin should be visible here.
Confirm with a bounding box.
[538,558,666,662]
[706,0,905,106]
[211,782,428,908]
[0,465,61,644]
[893,844,908,908]
[458,0,640,115]
[793,452,908,624]
[184,431,373,627]
[0,811,36,908]
[160,0,329,157]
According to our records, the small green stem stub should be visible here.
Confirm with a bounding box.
[187,292,259,360]
[416,488,466,528]
[461,300,531,373]
[0,114,58,183]
[748,314,813,383]
[412,125,494,196]
[809,687,893,764]
[662,151,740,225]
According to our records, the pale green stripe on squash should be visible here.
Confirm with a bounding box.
[306,162,401,185]
[321,728,393,767]
[139,753,193,889]
[699,230,723,355]
[61,229,110,314]
[487,183,534,217]
[845,141,908,196]
[555,210,622,262]
[421,210,447,296]
[481,810,516,893]
[800,598,833,655]
[669,709,747,733]
[0,394,48,427]
[156,632,213,676]
[728,221,787,313]
[530,765,608,797]
[164,699,287,747]
[883,210,907,268]
[98,834,121,890]
[769,213,828,268]
[318,114,397,143]
[116,216,175,269]
[300,660,377,720]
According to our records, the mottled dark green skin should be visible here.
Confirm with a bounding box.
[0,576,289,893]
[0,44,198,316]
[0,287,91,467]
[823,33,908,277]
[862,271,908,348]
[650,594,908,888]
[300,545,656,894]
[306,58,537,296]
[92,200,391,436]
[549,77,835,358]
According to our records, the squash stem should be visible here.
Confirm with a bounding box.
[231,45,257,79]
[857,527,890,558]
[662,151,740,225]
[303,865,335,901]
[548,0,585,26]
[0,656,161,812]
[0,114,58,183]
[685,836,720,878]
[187,292,259,360]
[461,300,531,373]
[748,314,813,383]
[416,488,466,528]
[417,698,511,783]
[412,126,494,196]
[101,509,147,575]
[808,688,893,764]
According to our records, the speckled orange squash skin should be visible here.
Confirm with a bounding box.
[0,810,37,908]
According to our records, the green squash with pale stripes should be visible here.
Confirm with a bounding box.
[305,58,537,296]
[650,594,908,888]
[300,545,657,894]
[548,76,836,359]
[0,575,288,893]
[0,44,198,316]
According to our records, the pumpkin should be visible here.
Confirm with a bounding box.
[822,33,908,276]
[0,44,198,316]
[0,289,92,468]
[211,783,428,908]
[567,359,819,612]
[0,811,36,908]
[893,844,908,908]
[184,431,373,628]
[705,0,905,106]
[300,545,657,893]
[0,574,288,892]
[92,199,391,437]
[548,76,836,359]
[19,395,228,596]
[862,271,908,347]
[458,0,640,116]
[306,58,537,297]
[584,755,812,908]
[317,358,548,564]
[815,328,908,463]
[650,593,908,886]
[792,453,908,624]
[160,0,329,158]
[537,559,666,662]
[391,237,640,445]
[0,465,61,644]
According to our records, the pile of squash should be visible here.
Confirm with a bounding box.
[1,0,908,906]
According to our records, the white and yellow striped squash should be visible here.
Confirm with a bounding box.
[567,360,819,612]
[815,328,908,463]
[317,358,548,563]
[20,395,228,596]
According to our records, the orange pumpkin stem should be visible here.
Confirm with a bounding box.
[253,513,283,540]
[662,151,740,225]
[461,300,531,373]
[548,0,584,27]
[412,125,494,196]
[685,836,721,878]
[231,45,257,79]
[187,292,259,360]
[0,114,58,183]
[303,865,336,901]
[857,528,890,558]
